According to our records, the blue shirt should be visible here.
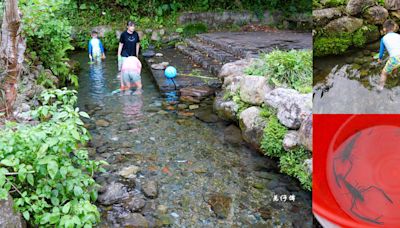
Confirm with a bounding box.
[379,32,400,59]
[88,38,105,56]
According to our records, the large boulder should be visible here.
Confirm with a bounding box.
[363,6,389,25]
[239,76,272,105]
[298,114,312,151]
[313,7,343,27]
[239,107,267,148]
[324,16,364,34]
[91,25,113,37]
[386,0,400,11]
[264,88,312,129]
[0,194,25,228]
[218,59,252,79]
[346,0,375,16]
[214,93,239,121]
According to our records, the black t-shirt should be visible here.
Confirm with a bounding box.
[119,31,140,57]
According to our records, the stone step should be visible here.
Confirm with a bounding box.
[184,38,239,64]
[176,44,223,76]
[196,34,258,59]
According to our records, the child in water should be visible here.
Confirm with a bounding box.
[378,19,400,90]
[88,31,106,62]
[120,56,142,95]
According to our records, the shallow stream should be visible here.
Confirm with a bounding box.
[73,52,312,227]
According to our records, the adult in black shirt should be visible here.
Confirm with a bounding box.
[118,21,140,58]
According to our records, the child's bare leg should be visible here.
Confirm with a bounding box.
[378,70,388,90]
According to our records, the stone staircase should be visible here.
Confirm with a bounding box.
[176,35,246,77]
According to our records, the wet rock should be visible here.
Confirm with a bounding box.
[155,53,163,57]
[142,200,157,216]
[120,213,149,228]
[95,119,110,127]
[258,207,272,220]
[239,76,272,105]
[151,62,169,70]
[124,196,146,212]
[283,131,300,151]
[298,114,312,151]
[239,107,267,148]
[219,59,252,79]
[264,88,312,129]
[151,31,161,41]
[180,96,200,104]
[386,0,400,10]
[194,109,219,123]
[180,86,215,99]
[177,103,188,110]
[0,194,25,228]
[324,16,363,34]
[363,6,389,25]
[118,165,140,179]
[223,124,243,145]
[214,93,239,121]
[189,104,199,110]
[156,215,173,226]
[157,205,168,214]
[97,146,108,153]
[178,111,195,117]
[142,180,158,198]
[119,124,133,131]
[98,182,129,205]
[142,49,155,58]
[208,194,232,219]
[313,7,342,27]
[346,0,375,16]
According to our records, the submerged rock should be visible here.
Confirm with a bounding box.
[142,49,155,58]
[95,119,110,127]
[213,93,239,121]
[223,124,243,145]
[98,182,129,205]
[151,62,169,70]
[124,196,146,212]
[142,180,158,198]
[120,213,149,228]
[194,109,219,123]
[208,194,232,219]
[239,106,267,148]
[180,86,215,99]
[118,165,140,179]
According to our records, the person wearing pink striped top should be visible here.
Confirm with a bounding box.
[120,56,142,94]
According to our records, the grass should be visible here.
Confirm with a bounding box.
[245,50,312,93]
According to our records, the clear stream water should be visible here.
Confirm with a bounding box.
[313,48,400,113]
[73,52,312,227]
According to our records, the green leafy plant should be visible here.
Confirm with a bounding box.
[102,30,119,51]
[313,33,353,57]
[279,147,312,191]
[260,115,287,158]
[20,0,77,87]
[0,88,106,227]
[183,23,208,37]
[245,50,312,93]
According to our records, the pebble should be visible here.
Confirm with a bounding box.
[150,137,156,142]
[189,104,199,110]
[95,119,110,127]
[171,212,179,218]
[157,205,168,214]
[155,53,163,57]
[118,165,141,179]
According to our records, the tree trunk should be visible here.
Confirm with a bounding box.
[0,0,25,115]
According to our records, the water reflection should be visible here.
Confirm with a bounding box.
[88,61,108,98]
[120,94,144,125]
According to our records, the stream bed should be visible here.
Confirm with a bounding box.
[73,52,312,227]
